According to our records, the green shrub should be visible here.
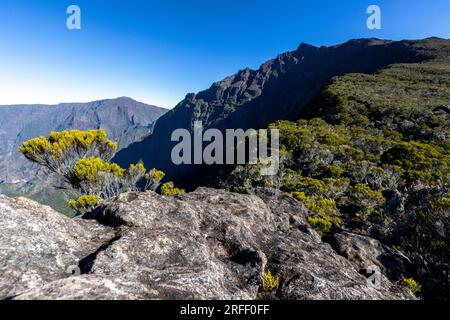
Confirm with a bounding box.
[231,185,248,194]
[292,192,341,234]
[324,165,345,178]
[284,176,326,195]
[160,182,185,196]
[432,192,450,209]
[323,177,350,199]
[349,184,385,216]
[306,216,333,234]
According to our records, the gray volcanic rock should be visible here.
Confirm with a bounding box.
[0,189,414,300]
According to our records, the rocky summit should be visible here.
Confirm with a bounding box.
[0,188,414,300]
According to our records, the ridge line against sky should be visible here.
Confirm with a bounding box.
[0,0,449,109]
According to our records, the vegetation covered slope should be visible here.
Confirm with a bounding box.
[224,38,450,299]
[0,97,167,214]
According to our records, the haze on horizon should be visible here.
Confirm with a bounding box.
[0,0,449,109]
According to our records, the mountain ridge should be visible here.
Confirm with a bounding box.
[114,37,447,186]
[0,97,167,213]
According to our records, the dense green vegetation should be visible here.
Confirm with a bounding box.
[402,278,422,298]
[224,43,450,299]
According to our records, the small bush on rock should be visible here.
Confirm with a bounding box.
[68,195,99,214]
[261,270,280,292]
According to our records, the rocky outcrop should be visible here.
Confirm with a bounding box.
[0,189,415,300]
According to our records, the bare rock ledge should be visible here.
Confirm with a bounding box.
[0,188,414,300]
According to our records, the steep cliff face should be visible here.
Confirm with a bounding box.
[0,189,414,300]
[113,38,435,185]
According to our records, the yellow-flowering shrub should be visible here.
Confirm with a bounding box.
[17,136,52,164]
[145,168,166,191]
[160,182,185,196]
[261,270,280,292]
[72,158,152,198]
[68,195,99,214]
[19,130,167,209]
[19,130,118,183]
[292,191,341,234]
[73,157,125,182]
[124,162,147,189]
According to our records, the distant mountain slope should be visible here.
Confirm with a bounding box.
[0,97,167,213]
[114,38,448,186]
[0,97,167,183]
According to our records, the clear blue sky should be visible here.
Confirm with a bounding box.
[0,0,449,108]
